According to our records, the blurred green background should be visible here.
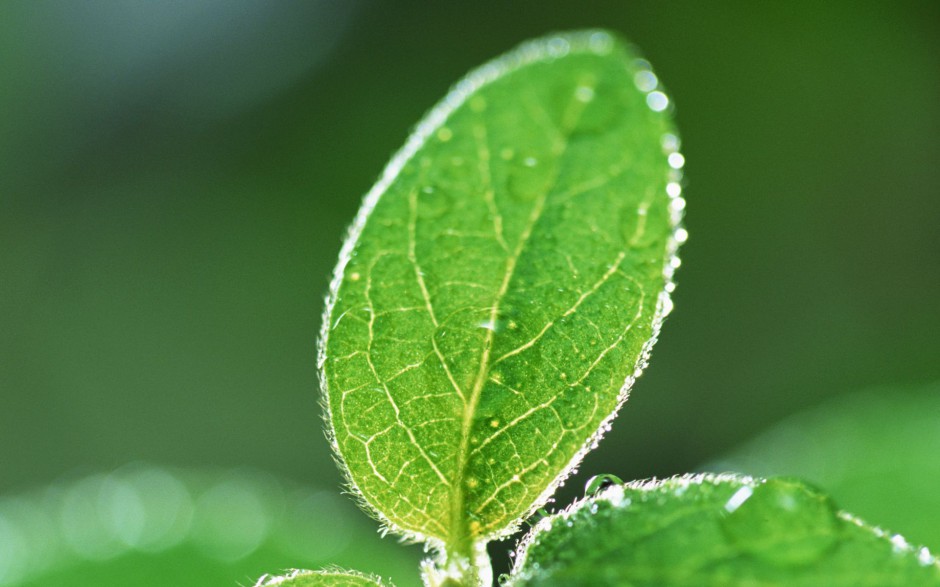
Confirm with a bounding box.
[1,1,938,585]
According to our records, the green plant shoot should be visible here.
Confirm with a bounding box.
[318,30,683,583]
[245,30,940,587]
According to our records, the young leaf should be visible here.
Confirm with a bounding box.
[253,569,390,587]
[320,29,683,562]
[509,474,940,586]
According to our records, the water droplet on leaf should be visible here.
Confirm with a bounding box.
[584,474,624,496]
[668,152,685,169]
[507,159,548,202]
[646,91,669,112]
[575,85,595,103]
[720,478,839,566]
[546,37,570,58]
[633,70,658,92]
[417,186,451,219]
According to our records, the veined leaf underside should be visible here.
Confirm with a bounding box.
[319,30,685,551]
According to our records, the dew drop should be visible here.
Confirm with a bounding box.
[918,546,936,566]
[418,187,451,219]
[720,478,839,566]
[436,127,453,142]
[507,158,547,202]
[674,227,689,243]
[489,419,500,428]
[479,319,509,333]
[666,182,682,198]
[588,31,613,54]
[570,81,621,135]
[497,573,511,586]
[668,152,686,169]
[584,474,624,497]
[723,486,753,514]
[349,272,361,282]
[661,133,680,152]
[467,477,479,489]
[633,70,658,92]
[546,37,570,58]
[646,91,669,112]
[575,85,595,103]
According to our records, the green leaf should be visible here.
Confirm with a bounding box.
[320,29,683,560]
[509,474,940,586]
[253,569,390,587]
[712,382,940,550]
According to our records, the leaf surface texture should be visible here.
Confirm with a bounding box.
[321,30,682,550]
[510,474,940,586]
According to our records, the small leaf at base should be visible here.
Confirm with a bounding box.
[253,568,392,587]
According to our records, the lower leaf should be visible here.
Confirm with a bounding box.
[509,473,940,586]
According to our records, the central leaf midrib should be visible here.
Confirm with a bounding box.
[446,83,593,555]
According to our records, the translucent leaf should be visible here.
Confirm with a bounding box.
[253,568,390,587]
[510,474,940,586]
[319,28,682,563]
